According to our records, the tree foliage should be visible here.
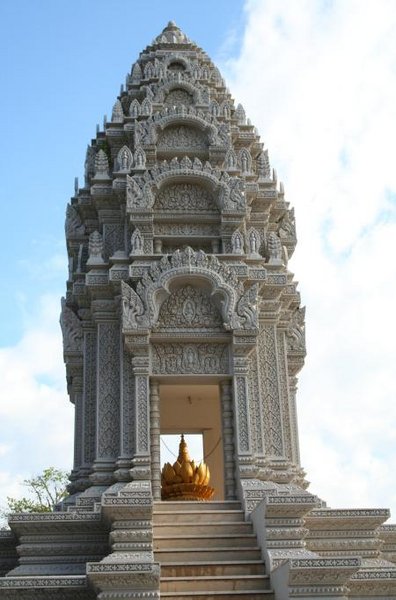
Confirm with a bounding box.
[3,467,69,515]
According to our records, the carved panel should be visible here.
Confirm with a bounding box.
[248,349,264,455]
[164,89,193,106]
[151,343,229,374]
[103,224,124,259]
[155,285,223,331]
[277,330,292,461]
[258,326,284,457]
[154,182,217,212]
[136,376,149,453]
[157,124,208,150]
[154,223,219,236]
[97,322,120,458]
[83,330,97,464]
[235,376,250,453]
[121,349,135,456]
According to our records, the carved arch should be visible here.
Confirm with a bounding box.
[155,79,202,105]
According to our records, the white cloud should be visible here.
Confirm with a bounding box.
[222,0,396,517]
[0,294,73,508]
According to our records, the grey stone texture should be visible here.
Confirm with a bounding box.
[1,21,395,600]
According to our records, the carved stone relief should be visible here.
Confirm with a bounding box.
[157,124,208,150]
[155,284,223,331]
[151,343,229,374]
[154,182,216,212]
[97,322,120,458]
[164,89,193,106]
[60,298,83,353]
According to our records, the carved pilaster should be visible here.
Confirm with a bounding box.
[91,309,121,486]
[232,356,255,479]
[115,347,135,482]
[130,347,151,482]
[150,381,161,500]
[220,380,236,500]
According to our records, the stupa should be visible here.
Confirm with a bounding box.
[1,21,396,600]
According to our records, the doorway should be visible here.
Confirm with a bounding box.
[160,384,224,500]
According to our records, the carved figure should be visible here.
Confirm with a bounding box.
[248,229,260,256]
[257,150,271,179]
[131,228,144,255]
[286,307,306,352]
[235,284,259,329]
[121,281,146,329]
[65,204,84,237]
[117,145,133,172]
[60,297,83,353]
[231,230,244,254]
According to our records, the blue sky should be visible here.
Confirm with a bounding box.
[1,0,396,521]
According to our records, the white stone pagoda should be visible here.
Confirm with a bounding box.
[1,21,395,600]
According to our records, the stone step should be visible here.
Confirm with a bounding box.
[154,510,245,525]
[160,592,274,599]
[160,560,267,578]
[154,522,252,536]
[155,547,262,562]
[161,574,271,593]
[154,534,257,550]
[154,501,242,512]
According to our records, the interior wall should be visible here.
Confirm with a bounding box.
[160,383,224,500]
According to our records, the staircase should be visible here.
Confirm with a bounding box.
[153,500,274,599]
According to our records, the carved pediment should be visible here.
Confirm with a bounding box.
[157,124,208,151]
[155,284,223,331]
[154,182,217,212]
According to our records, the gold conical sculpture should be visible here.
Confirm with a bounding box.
[161,434,215,501]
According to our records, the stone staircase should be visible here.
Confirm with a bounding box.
[153,500,274,599]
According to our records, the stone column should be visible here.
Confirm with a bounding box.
[288,375,301,465]
[220,380,236,500]
[150,380,161,500]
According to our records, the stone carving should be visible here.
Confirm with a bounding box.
[154,182,216,212]
[140,98,152,116]
[239,148,252,173]
[231,230,244,254]
[87,231,104,265]
[97,321,120,459]
[235,103,246,124]
[157,124,208,150]
[121,281,147,329]
[116,145,133,172]
[60,298,83,353]
[134,147,146,169]
[279,208,296,240]
[154,223,218,236]
[286,307,306,353]
[129,99,140,118]
[210,100,220,116]
[222,101,231,119]
[94,149,110,179]
[225,148,238,170]
[234,283,259,330]
[257,150,271,179]
[144,61,155,79]
[112,99,124,123]
[164,88,193,106]
[131,62,142,81]
[84,144,96,184]
[267,232,283,264]
[155,284,223,330]
[247,228,261,256]
[151,343,229,374]
[126,176,154,210]
[235,376,250,453]
[131,228,144,255]
[65,204,84,237]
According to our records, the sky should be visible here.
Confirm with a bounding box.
[0,0,395,521]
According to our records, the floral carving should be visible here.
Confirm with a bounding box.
[154,182,216,212]
[65,204,84,237]
[155,284,223,330]
[286,307,306,353]
[151,343,229,374]
[157,124,208,150]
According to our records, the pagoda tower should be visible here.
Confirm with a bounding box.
[1,21,396,600]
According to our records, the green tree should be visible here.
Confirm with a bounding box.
[2,467,69,517]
